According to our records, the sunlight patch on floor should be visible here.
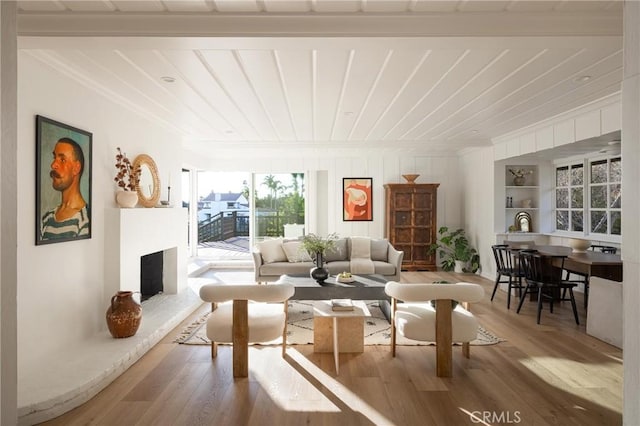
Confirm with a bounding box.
[519,357,622,413]
[251,347,394,425]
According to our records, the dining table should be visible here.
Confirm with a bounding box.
[506,242,623,282]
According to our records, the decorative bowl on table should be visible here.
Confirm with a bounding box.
[336,273,355,283]
[568,238,591,253]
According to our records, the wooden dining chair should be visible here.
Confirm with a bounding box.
[491,245,525,309]
[517,251,580,325]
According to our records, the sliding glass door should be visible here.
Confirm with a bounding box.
[253,173,306,243]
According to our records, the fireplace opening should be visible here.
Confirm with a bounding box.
[141,251,164,302]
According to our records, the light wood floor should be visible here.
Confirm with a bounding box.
[41,272,622,426]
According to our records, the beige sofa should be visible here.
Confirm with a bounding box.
[252,236,403,283]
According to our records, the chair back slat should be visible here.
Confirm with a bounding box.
[520,251,565,285]
[492,245,509,272]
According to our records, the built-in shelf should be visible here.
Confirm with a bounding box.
[505,165,539,232]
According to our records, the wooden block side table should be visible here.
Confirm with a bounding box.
[313,300,371,374]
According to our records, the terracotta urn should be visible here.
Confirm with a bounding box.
[115,190,138,208]
[106,291,142,338]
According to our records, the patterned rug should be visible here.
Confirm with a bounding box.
[174,301,505,346]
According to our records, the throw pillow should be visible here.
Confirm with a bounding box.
[370,238,388,261]
[257,238,287,264]
[282,241,313,263]
[325,238,348,262]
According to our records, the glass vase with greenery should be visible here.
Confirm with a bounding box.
[301,232,339,265]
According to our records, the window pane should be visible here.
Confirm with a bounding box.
[611,211,621,235]
[610,157,621,182]
[591,186,607,208]
[556,210,569,231]
[591,211,607,233]
[571,187,583,208]
[609,183,621,208]
[556,166,569,187]
[571,211,583,232]
[571,164,584,186]
[556,188,569,208]
[591,160,607,184]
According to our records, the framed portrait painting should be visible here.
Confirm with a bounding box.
[36,115,92,245]
[343,177,373,221]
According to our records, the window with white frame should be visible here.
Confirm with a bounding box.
[555,164,584,232]
[555,156,621,236]
[589,157,621,235]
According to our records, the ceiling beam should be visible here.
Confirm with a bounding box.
[17,11,621,38]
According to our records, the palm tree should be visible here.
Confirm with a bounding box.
[262,174,281,210]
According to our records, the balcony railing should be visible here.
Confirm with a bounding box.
[198,210,304,243]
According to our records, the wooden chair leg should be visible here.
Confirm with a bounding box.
[435,300,453,377]
[211,302,218,358]
[462,342,470,359]
[232,300,249,378]
[391,298,397,357]
[282,301,289,357]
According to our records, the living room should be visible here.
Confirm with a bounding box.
[1,1,639,424]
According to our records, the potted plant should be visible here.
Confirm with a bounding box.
[114,147,141,208]
[428,227,480,273]
[301,233,339,283]
[508,168,533,186]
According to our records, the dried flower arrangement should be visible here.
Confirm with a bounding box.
[114,147,141,191]
[508,168,534,178]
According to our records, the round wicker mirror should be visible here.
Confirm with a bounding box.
[132,154,160,208]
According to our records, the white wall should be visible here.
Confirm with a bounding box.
[17,53,183,375]
[622,1,640,422]
[459,147,497,281]
[183,150,463,243]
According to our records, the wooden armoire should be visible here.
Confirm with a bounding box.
[384,183,439,271]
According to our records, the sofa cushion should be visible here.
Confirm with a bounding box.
[257,238,287,264]
[282,241,313,263]
[371,238,389,261]
[261,261,313,276]
[372,260,396,276]
[325,238,348,262]
[326,261,350,275]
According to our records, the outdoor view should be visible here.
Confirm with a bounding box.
[182,171,306,259]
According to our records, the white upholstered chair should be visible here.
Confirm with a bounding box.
[199,283,295,377]
[384,281,484,377]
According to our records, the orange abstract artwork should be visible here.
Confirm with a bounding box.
[343,178,373,221]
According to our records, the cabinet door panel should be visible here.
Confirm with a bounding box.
[393,229,412,243]
[414,194,434,210]
[414,211,432,227]
[394,211,411,227]
[414,227,432,243]
[394,193,413,209]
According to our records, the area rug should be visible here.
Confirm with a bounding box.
[175,301,505,346]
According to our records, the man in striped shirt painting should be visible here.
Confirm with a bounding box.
[41,138,89,240]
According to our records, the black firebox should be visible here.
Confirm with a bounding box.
[140,251,163,301]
